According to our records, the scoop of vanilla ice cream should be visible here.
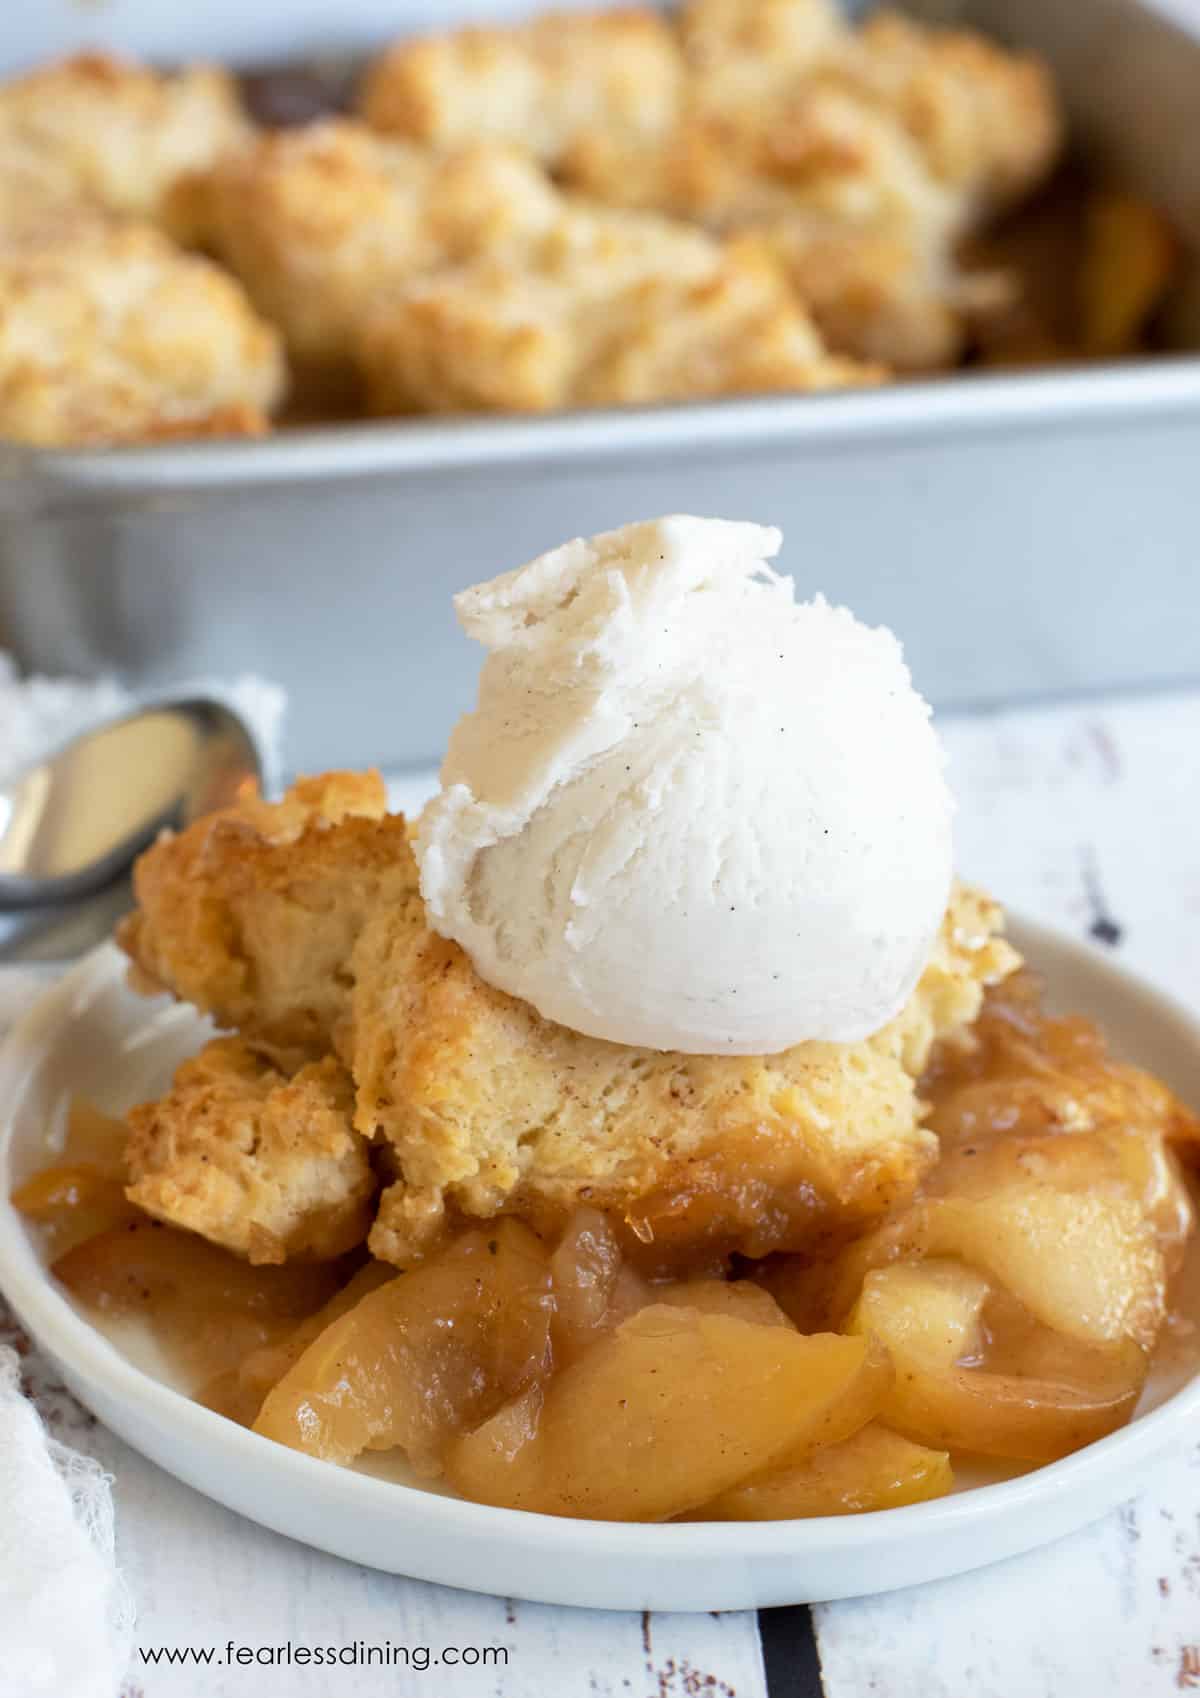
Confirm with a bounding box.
[416,515,953,1054]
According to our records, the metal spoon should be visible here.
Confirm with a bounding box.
[0,699,261,958]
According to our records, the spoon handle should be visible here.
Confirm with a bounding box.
[0,880,132,965]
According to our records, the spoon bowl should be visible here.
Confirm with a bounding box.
[0,699,261,910]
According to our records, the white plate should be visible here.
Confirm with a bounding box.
[1,921,1199,1613]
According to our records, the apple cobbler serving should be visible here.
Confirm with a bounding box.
[13,517,1200,1522]
[0,1,1182,443]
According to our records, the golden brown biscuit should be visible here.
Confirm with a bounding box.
[827,11,1061,214]
[0,215,284,446]
[680,0,847,114]
[126,1038,375,1263]
[580,236,881,404]
[118,771,416,1053]
[675,3,1058,212]
[0,53,249,229]
[882,883,1021,1079]
[567,87,972,371]
[359,207,878,415]
[351,875,1019,1270]
[561,5,1060,371]
[357,197,709,413]
[189,122,561,396]
[359,7,684,163]
[746,87,974,369]
[681,0,843,64]
[359,263,572,415]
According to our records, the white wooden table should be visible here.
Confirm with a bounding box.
[3,686,1199,1698]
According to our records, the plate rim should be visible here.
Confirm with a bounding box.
[0,918,1198,1565]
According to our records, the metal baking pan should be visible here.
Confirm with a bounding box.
[1,0,1198,772]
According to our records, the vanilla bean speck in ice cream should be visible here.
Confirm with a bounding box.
[416,516,953,1054]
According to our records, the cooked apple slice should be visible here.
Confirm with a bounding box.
[775,1210,929,1334]
[12,1099,139,1253]
[62,1098,128,1175]
[550,1208,621,1347]
[446,1308,882,1521]
[824,1170,1168,1352]
[652,1279,796,1328]
[253,1220,552,1472]
[12,1165,139,1256]
[850,1260,1144,1462]
[53,1218,342,1384]
[919,1186,1165,1349]
[931,1125,1193,1274]
[201,1259,399,1427]
[1112,1132,1195,1271]
[53,1218,339,1319]
[980,1281,1151,1391]
[1080,192,1178,358]
[853,1258,991,1367]
[698,1423,953,1519]
[550,1208,650,1363]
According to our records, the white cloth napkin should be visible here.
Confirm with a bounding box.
[0,1348,133,1698]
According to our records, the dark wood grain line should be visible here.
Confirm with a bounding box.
[758,1606,824,1698]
